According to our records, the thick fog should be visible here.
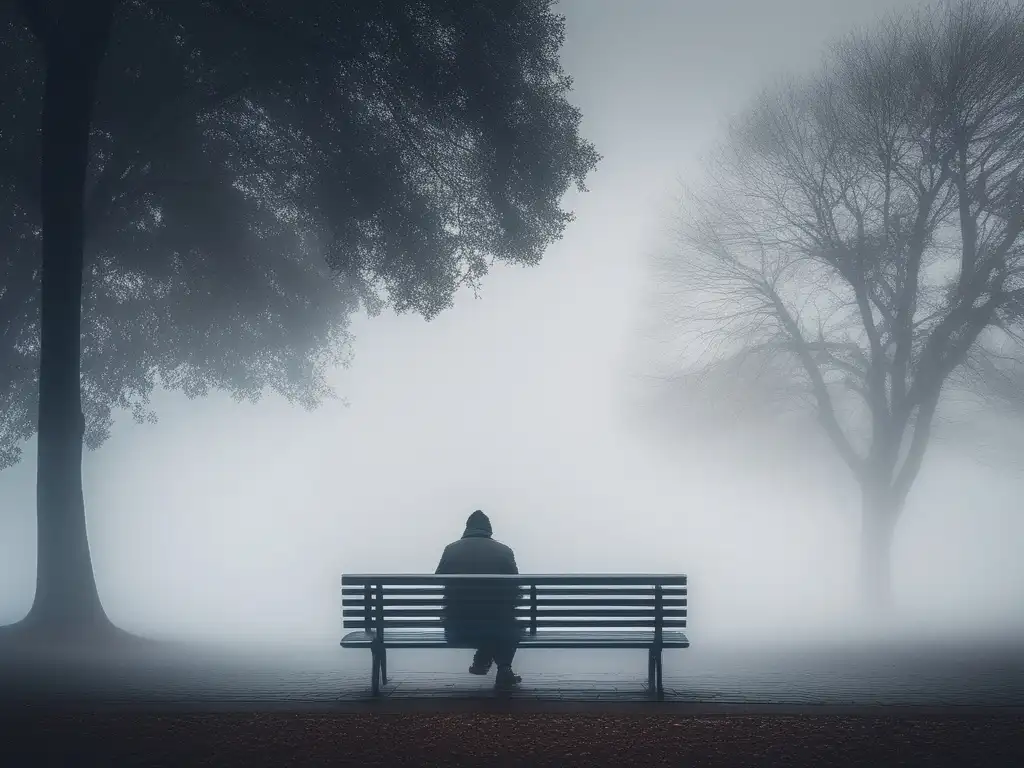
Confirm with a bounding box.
[2,0,1022,648]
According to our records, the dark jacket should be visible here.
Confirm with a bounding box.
[435,517,520,632]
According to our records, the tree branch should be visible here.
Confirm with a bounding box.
[892,392,940,503]
[767,285,865,474]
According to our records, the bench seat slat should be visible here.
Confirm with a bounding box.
[343,619,687,629]
[342,587,687,597]
[341,597,687,608]
[340,629,690,649]
[342,607,686,618]
[342,574,686,586]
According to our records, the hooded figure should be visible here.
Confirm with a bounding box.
[435,510,523,689]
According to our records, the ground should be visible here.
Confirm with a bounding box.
[1,634,1021,765]
[3,712,1021,766]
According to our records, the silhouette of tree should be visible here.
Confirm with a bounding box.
[2,0,599,640]
[651,0,1024,607]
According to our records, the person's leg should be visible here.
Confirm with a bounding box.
[446,626,486,674]
[492,624,522,689]
[491,639,516,668]
[455,626,492,674]
[469,646,493,675]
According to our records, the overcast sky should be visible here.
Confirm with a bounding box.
[2,0,1022,645]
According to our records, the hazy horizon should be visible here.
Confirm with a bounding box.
[2,0,1023,650]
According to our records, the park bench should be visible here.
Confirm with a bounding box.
[340,573,689,698]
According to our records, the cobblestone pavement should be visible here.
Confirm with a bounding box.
[1,638,1022,707]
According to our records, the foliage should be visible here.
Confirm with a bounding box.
[1,0,599,468]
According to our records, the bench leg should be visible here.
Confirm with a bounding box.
[647,648,656,696]
[371,649,381,696]
[655,647,664,699]
[380,647,388,686]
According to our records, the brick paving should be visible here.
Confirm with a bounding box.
[349,642,1024,705]
[1,638,1021,709]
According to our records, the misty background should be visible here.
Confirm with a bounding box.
[2,0,1022,647]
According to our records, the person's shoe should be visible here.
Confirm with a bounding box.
[494,667,521,690]
[468,661,491,675]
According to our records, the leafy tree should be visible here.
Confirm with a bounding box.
[3,0,598,640]
[651,0,1024,606]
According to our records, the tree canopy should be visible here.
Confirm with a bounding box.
[1,0,600,468]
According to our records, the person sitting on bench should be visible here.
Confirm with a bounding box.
[435,509,523,690]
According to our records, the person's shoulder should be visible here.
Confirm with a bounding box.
[491,538,515,554]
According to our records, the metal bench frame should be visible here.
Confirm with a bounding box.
[340,573,689,698]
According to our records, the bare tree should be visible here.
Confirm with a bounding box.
[654,0,1024,606]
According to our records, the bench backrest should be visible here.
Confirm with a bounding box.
[342,573,687,639]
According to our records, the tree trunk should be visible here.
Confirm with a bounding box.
[859,482,901,610]
[24,3,117,636]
